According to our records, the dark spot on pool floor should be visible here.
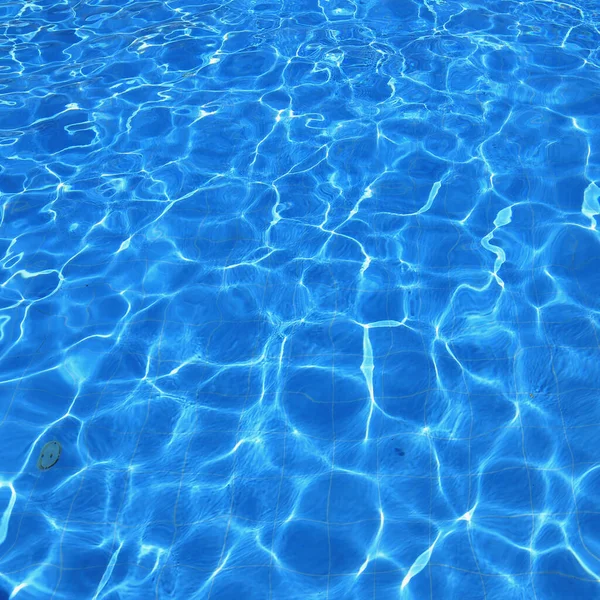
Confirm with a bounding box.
[394,448,405,457]
[37,440,62,470]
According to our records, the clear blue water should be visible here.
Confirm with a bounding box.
[1,0,600,598]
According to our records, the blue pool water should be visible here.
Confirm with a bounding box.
[1,0,600,598]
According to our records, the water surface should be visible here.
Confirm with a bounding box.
[1,0,600,598]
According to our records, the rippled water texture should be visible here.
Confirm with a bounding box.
[1,0,600,598]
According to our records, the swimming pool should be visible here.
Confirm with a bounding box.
[1,0,600,598]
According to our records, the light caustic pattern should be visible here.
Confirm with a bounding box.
[1,0,600,598]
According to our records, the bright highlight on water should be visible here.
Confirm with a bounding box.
[1,0,600,599]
